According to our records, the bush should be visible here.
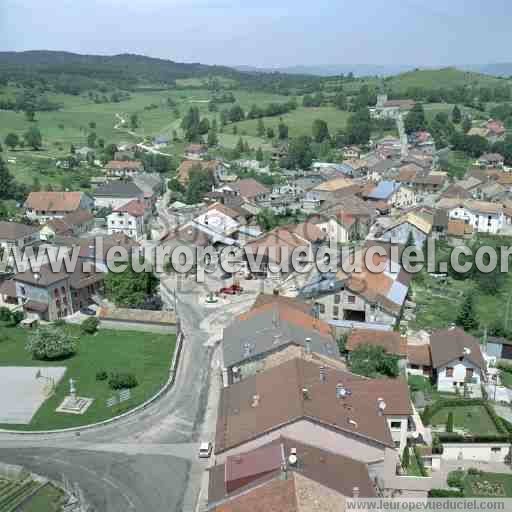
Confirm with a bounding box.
[429,489,464,498]
[96,370,108,381]
[0,307,12,322]
[53,319,66,327]
[108,372,138,390]
[0,308,24,327]
[408,375,432,392]
[447,470,465,489]
[468,467,484,476]
[26,326,77,360]
[81,317,99,334]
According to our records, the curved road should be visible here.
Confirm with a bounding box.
[0,288,255,511]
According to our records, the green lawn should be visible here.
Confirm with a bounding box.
[464,472,512,497]
[430,405,499,435]
[20,484,65,512]
[0,325,175,430]
[230,106,351,139]
[385,68,508,93]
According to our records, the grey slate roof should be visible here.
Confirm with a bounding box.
[222,308,339,368]
[299,272,345,299]
[93,181,143,198]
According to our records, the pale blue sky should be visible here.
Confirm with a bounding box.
[1,0,510,67]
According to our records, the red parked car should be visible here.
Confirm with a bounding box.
[219,284,243,295]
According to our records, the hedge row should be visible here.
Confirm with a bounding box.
[437,433,510,444]
[421,398,485,426]
[429,489,464,498]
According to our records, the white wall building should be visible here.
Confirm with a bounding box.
[107,200,145,240]
[447,200,504,234]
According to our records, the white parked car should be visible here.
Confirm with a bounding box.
[198,442,213,459]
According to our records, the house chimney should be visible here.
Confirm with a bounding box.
[302,387,310,400]
[251,394,260,407]
[377,397,387,416]
[319,365,326,383]
[304,337,312,355]
[352,487,360,499]
[336,383,346,399]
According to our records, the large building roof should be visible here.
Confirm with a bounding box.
[229,178,270,199]
[24,191,88,212]
[344,252,411,317]
[209,437,376,509]
[105,160,143,170]
[14,262,103,288]
[113,199,145,217]
[429,327,485,370]
[215,358,412,454]
[0,221,39,240]
[313,177,355,193]
[93,181,143,198]
[224,305,337,368]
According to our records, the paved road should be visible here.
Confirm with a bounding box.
[0,286,256,511]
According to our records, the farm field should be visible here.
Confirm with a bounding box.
[230,106,351,139]
[0,325,176,431]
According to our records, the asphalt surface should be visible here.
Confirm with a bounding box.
[0,287,249,512]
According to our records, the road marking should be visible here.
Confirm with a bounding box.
[40,455,137,509]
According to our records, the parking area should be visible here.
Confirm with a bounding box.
[0,367,67,424]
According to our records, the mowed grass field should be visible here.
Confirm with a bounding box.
[0,325,176,431]
[230,107,351,139]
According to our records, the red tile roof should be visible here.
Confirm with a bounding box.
[105,160,143,170]
[347,329,407,356]
[24,192,86,212]
[113,199,145,217]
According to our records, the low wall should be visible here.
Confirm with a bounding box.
[99,318,176,334]
[98,306,177,334]
[442,443,510,463]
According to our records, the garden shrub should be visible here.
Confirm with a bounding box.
[81,317,99,334]
[108,372,138,390]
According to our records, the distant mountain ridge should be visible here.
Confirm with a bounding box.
[0,50,242,84]
[237,63,512,78]
[235,64,416,77]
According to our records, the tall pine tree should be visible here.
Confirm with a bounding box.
[456,291,478,331]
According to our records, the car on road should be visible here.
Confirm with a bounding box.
[80,307,96,316]
[198,442,213,459]
[219,284,243,295]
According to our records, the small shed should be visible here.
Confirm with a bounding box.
[486,336,512,360]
